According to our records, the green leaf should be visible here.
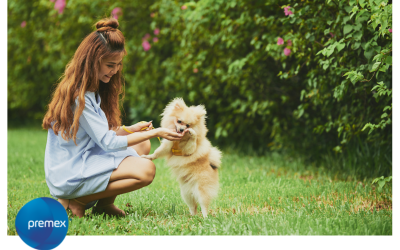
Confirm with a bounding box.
[384,176,392,182]
[383,105,391,111]
[355,9,366,20]
[385,56,392,65]
[336,43,345,52]
[364,49,375,61]
[326,44,336,56]
[215,127,222,139]
[317,48,327,56]
[343,24,353,35]
[353,30,363,41]
[370,62,381,72]
[298,108,304,118]
[352,41,361,50]
[372,176,384,184]
[373,53,384,62]
[378,180,386,188]
[381,113,388,119]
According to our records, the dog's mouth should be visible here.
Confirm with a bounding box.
[175,125,183,134]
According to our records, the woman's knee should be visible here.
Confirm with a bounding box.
[143,139,151,155]
[140,159,156,186]
[130,139,151,156]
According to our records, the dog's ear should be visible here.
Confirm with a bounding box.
[193,104,207,118]
[172,98,186,111]
[162,98,186,117]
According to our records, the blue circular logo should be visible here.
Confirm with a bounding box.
[15,197,69,250]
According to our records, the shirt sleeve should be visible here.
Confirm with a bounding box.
[76,92,128,152]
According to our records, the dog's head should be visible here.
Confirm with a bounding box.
[161,98,208,138]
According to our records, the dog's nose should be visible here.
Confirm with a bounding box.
[180,128,184,132]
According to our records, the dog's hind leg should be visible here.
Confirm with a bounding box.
[197,189,211,218]
[181,188,197,216]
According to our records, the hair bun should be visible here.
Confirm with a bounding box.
[96,18,119,31]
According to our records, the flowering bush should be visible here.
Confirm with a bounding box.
[127,0,391,162]
[8,0,156,121]
[8,0,392,172]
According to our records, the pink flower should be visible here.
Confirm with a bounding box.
[193,68,198,73]
[287,39,292,46]
[142,40,151,51]
[329,32,335,38]
[54,0,66,14]
[150,13,155,18]
[142,33,151,41]
[389,28,392,33]
[153,37,159,43]
[181,5,187,10]
[284,6,293,16]
[112,7,122,19]
[154,28,160,35]
[20,21,26,28]
[277,37,284,45]
[284,47,291,56]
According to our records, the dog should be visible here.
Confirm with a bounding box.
[141,98,222,217]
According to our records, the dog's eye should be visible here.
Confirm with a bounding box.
[177,120,182,124]
[186,124,190,128]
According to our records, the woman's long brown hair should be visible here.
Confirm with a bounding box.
[42,17,127,144]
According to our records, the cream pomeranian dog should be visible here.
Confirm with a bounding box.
[141,98,222,217]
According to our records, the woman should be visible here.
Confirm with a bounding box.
[42,17,184,218]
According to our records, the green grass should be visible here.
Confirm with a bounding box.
[8,128,392,235]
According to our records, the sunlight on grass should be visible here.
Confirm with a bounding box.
[7,129,392,235]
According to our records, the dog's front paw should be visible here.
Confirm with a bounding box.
[187,128,196,137]
[141,154,156,161]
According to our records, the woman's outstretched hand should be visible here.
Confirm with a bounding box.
[154,128,186,141]
[129,121,153,133]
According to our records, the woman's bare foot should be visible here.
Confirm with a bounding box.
[58,198,86,218]
[92,204,126,217]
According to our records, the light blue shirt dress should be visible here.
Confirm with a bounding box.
[44,91,139,205]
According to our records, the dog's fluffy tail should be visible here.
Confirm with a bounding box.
[209,146,222,168]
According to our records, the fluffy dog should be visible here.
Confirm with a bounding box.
[141,98,222,217]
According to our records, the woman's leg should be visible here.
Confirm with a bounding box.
[130,139,151,156]
[66,140,155,217]
[92,139,152,210]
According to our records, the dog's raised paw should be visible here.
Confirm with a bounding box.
[141,154,155,160]
[188,128,196,137]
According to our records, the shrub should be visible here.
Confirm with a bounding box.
[8,1,392,171]
[128,0,392,157]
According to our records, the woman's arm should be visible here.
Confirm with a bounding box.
[114,121,153,136]
[126,128,185,147]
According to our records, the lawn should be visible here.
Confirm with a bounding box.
[7,128,392,235]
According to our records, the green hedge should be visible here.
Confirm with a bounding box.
[8,0,392,163]
[8,0,155,121]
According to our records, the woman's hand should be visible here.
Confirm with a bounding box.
[128,121,153,133]
[154,128,186,141]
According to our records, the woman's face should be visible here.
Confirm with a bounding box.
[98,54,123,83]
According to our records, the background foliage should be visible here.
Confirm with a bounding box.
[8,0,392,177]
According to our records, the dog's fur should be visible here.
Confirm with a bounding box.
[141,98,222,217]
